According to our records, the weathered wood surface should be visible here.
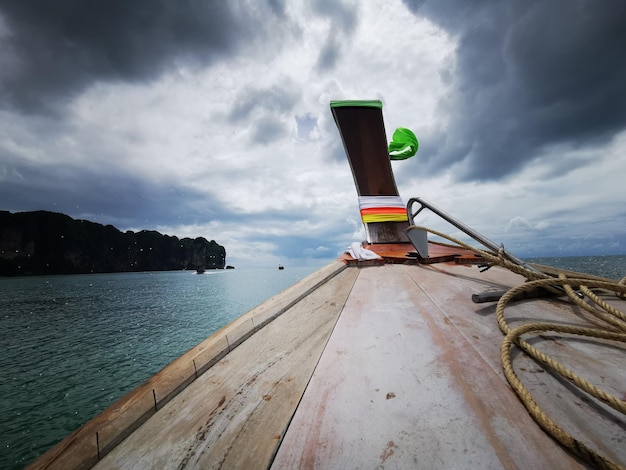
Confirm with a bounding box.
[27,252,625,469]
[272,263,625,469]
[406,262,626,467]
[90,264,358,470]
[26,261,350,470]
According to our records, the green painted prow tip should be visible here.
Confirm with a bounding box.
[330,100,383,109]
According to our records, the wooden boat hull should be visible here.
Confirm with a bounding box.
[27,248,625,469]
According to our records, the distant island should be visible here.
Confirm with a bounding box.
[0,210,226,276]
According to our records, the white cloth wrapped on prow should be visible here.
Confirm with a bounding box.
[347,242,381,261]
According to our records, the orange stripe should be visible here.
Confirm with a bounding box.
[360,207,406,215]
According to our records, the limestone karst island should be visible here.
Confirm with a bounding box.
[0,211,226,276]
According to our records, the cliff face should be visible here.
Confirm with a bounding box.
[0,211,226,276]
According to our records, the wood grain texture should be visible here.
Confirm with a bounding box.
[26,262,349,470]
[91,266,358,470]
[271,264,622,469]
[27,256,625,469]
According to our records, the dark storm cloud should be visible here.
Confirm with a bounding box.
[228,84,299,145]
[312,0,358,72]
[0,0,280,113]
[311,0,357,34]
[0,159,229,229]
[316,35,342,72]
[402,0,626,181]
[228,85,299,122]
[251,116,287,145]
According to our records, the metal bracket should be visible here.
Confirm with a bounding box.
[406,196,583,300]
[406,196,542,275]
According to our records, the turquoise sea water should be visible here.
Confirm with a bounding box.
[525,254,626,280]
[1,256,624,469]
[0,266,321,469]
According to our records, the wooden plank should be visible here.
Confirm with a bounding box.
[28,258,625,469]
[396,262,626,466]
[409,262,626,466]
[91,266,359,470]
[271,264,588,469]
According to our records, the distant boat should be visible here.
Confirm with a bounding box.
[195,267,205,274]
[278,265,284,270]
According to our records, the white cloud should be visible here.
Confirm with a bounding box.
[399,128,626,257]
[1,0,625,266]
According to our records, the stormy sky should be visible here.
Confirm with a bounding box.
[1,0,625,266]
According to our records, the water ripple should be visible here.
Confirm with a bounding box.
[0,266,318,469]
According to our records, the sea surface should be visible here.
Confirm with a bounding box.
[525,254,626,280]
[0,265,322,469]
[1,256,625,469]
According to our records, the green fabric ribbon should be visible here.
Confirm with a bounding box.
[388,127,418,160]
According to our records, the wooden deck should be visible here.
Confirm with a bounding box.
[272,262,624,469]
[91,264,358,470]
[28,243,626,469]
[26,262,352,470]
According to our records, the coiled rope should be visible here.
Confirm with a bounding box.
[412,226,626,470]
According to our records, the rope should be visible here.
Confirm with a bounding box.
[412,226,626,470]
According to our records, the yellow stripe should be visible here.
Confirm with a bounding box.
[362,213,408,223]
